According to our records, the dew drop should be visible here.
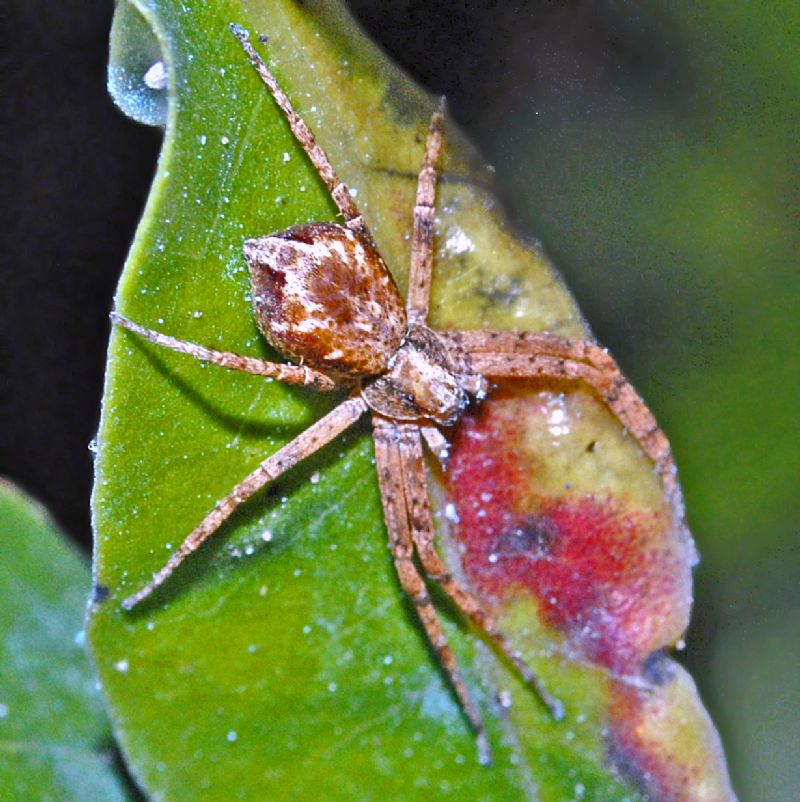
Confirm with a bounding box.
[143,60,168,91]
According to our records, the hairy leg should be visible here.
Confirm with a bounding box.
[122,396,367,609]
[441,329,617,368]
[395,422,564,719]
[231,25,367,235]
[372,415,491,765]
[406,104,445,325]
[112,313,337,391]
[442,330,683,524]
[420,423,450,464]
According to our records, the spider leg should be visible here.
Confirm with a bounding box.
[406,103,445,325]
[442,330,682,523]
[111,313,337,391]
[372,415,492,765]
[442,329,617,368]
[231,25,367,235]
[122,396,367,609]
[396,421,564,720]
[420,423,450,465]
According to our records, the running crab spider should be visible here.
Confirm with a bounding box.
[113,24,684,765]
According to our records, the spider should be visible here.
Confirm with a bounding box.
[113,24,683,765]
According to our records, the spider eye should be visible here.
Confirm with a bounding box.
[244,222,406,378]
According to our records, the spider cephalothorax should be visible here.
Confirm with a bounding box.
[362,323,487,425]
[112,24,686,765]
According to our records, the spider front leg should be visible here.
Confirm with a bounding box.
[122,396,367,609]
[397,421,564,720]
[442,330,684,524]
[111,313,336,391]
[231,25,367,236]
[372,415,492,766]
[406,104,445,325]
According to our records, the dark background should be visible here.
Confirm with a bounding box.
[2,3,797,800]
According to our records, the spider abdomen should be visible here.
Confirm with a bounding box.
[244,223,406,379]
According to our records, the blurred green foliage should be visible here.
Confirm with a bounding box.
[454,3,799,800]
[0,481,133,801]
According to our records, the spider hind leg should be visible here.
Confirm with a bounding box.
[372,415,492,765]
[373,414,566,764]
[122,397,367,609]
[397,421,564,720]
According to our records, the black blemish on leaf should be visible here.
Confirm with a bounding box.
[496,516,558,557]
[90,583,110,604]
[642,649,675,687]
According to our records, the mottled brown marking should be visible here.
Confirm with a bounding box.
[245,223,405,378]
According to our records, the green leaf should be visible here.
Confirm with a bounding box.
[89,1,736,800]
[0,480,132,801]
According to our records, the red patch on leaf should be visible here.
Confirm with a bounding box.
[446,394,688,675]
